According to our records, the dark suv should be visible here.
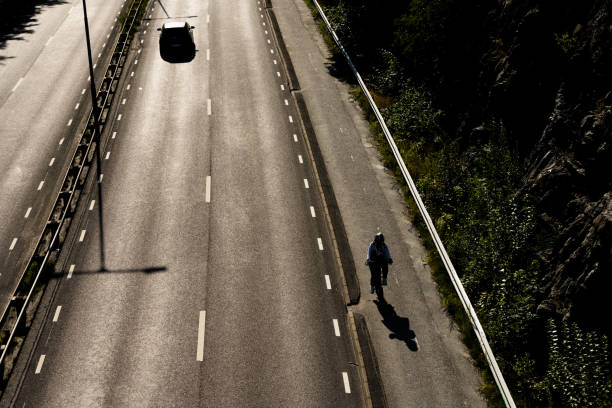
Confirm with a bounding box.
[158,22,195,62]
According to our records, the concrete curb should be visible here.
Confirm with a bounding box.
[265,9,300,91]
[353,312,388,408]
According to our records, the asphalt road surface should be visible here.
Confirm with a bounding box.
[0,0,129,319]
[7,0,363,406]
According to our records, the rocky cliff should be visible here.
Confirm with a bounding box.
[478,0,611,333]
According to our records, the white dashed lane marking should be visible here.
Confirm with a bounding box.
[105,152,110,160]
[74,103,79,110]
[49,158,55,166]
[25,207,32,218]
[310,206,315,217]
[317,237,323,250]
[67,119,73,126]
[333,319,340,337]
[303,179,309,189]
[293,134,298,142]
[37,181,44,191]
[79,230,86,242]
[197,310,206,361]
[342,372,351,393]
[205,176,211,203]
[325,275,332,290]
[288,115,293,123]
[53,306,62,322]
[12,78,23,92]
[284,99,289,106]
[298,154,303,164]
[117,114,122,121]
[207,99,212,115]
[68,264,75,279]
[59,138,64,145]
[81,88,86,95]
[9,238,17,251]
[35,355,45,374]
[112,131,117,139]
[89,200,95,211]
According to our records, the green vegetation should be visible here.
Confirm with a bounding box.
[308,0,612,406]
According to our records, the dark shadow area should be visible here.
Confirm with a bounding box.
[159,46,195,63]
[374,300,418,351]
[52,266,167,278]
[0,0,67,51]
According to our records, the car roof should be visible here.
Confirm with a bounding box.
[163,22,189,29]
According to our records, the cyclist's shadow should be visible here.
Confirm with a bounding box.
[374,300,418,351]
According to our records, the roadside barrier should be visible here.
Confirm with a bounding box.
[0,0,149,390]
[309,1,517,406]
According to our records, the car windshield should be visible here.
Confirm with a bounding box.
[163,28,189,41]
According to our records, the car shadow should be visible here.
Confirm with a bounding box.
[374,300,418,351]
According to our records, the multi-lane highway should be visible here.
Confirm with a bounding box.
[0,0,130,319]
[5,0,363,406]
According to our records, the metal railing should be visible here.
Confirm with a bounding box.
[309,1,516,406]
[0,0,149,386]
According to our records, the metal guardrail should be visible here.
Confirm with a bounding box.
[0,0,148,385]
[309,1,517,407]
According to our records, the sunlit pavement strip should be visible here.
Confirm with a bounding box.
[197,311,206,361]
[52,306,62,322]
[35,355,45,374]
[333,319,340,336]
[68,264,75,279]
[342,372,351,393]
[325,275,332,289]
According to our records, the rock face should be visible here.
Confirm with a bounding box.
[480,0,612,332]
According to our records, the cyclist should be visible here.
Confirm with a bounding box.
[366,232,393,294]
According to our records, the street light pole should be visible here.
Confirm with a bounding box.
[81,0,106,271]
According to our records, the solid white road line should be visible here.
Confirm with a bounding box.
[89,200,95,211]
[53,306,62,322]
[68,264,75,279]
[298,154,303,164]
[37,181,44,190]
[197,310,206,361]
[293,134,298,142]
[105,152,110,160]
[325,274,332,290]
[11,77,24,92]
[333,319,340,337]
[303,179,309,189]
[35,355,45,374]
[205,176,211,203]
[9,238,17,251]
[79,230,86,242]
[207,99,212,115]
[317,237,323,250]
[49,158,55,166]
[342,372,351,393]
[25,207,32,218]
[310,206,315,217]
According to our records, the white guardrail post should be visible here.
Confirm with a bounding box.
[310,1,517,406]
